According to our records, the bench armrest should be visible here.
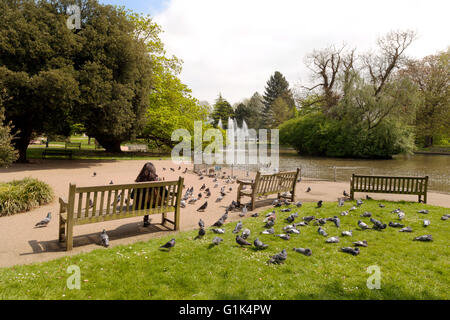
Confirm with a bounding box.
[237,179,253,186]
[59,197,68,213]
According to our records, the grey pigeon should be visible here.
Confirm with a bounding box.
[341,211,349,216]
[356,199,363,207]
[198,219,205,229]
[413,235,433,241]
[306,187,311,193]
[303,216,315,223]
[264,220,275,228]
[294,221,308,227]
[89,199,94,208]
[318,227,328,237]
[389,222,404,228]
[353,240,368,247]
[180,200,186,208]
[441,215,449,221]
[276,234,291,240]
[349,206,357,211]
[366,195,373,200]
[338,198,345,207]
[233,221,243,234]
[100,229,109,247]
[316,200,323,208]
[241,228,251,239]
[160,238,176,251]
[254,238,268,249]
[212,237,223,245]
[379,203,385,208]
[397,211,406,220]
[197,201,208,212]
[361,211,372,218]
[281,208,292,213]
[235,235,251,246]
[295,201,303,207]
[35,212,51,227]
[331,216,341,228]
[286,213,298,223]
[293,248,312,256]
[261,228,275,235]
[195,227,206,239]
[342,230,353,237]
[212,218,224,227]
[326,236,340,243]
[343,190,350,197]
[268,249,287,264]
[358,220,370,230]
[315,218,327,225]
[341,247,360,256]
[212,228,225,234]
[399,227,413,233]
[418,209,429,214]
[251,212,259,218]
[370,218,387,230]
[239,205,248,217]
[423,220,430,227]
[109,180,114,185]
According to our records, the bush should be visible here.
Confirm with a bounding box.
[279,112,414,159]
[0,106,18,167]
[0,177,54,216]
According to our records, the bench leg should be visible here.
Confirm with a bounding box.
[58,216,66,243]
[162,212,167,226]
[66,221,74,251]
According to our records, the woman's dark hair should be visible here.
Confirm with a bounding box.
[135,162,158,182]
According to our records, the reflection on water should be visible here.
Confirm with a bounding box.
[222,148,450,192]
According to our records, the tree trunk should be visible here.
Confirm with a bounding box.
[424,135,433,148]
[95,136,122,153]
[14,129,32,163]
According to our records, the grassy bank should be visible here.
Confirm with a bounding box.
[0,200,448,299]
[0,178,54,216]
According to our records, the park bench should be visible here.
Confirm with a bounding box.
[350,174,429,203]
[58,177,184,251]
[65,142,81,150]
[237,168,301,210]
[42,149,73,159]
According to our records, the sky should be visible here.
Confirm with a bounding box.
[101,0,450,105]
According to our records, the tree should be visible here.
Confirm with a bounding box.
[400,49,450,147]
[234,103,252,127]
[0,93,18,167]
[245,92,265,129]
[0,0,80,162]
[262,71,296,128]
[210,95,235,128]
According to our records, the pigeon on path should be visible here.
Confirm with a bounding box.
[35,213,51,227]
[100,229,109,247]
[197,201,208,212]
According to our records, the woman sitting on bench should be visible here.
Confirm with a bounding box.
[131,162,168,227]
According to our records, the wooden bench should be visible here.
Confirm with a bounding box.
[58,177,184,251]
[350,174,429,203]
[42,149,73,159]
[65,142,81,150]
[237,168,301,210]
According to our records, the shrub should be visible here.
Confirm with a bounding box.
[0,177,54,216]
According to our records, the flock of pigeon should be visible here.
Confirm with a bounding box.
[33,167,448,262]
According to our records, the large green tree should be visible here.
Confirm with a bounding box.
[210,95,235,128]
[262,71,296,128]
[0,92,18,167]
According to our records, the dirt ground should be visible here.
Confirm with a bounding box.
[0,159,448,268]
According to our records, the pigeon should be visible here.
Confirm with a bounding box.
[389,222,404,228]
[286,213,298,223]
[276,234,291,240]
[195,227,206,239]
[341,247,360,256]
[212,228,225,234]
[188,198,198,204]
[399,227,413,233]
[361,211,372,218]
[233,221,243,234]
[253,238,268,249]
[356,199,363,207]
[180,200,186,208]
[331,216,341,228]
[316,218,327,225]
[391,208,401,214]
[198,193,202,199]
[109,180,114,185]
[264,220,275,228]
[160,238,176,251]
[316,200,323,208]
[212,237,223,245]
[170,168,175,172]
[100,229,109,247]
[239,206,248,217]
[178,166,181,170]
[340,211,349,216]
[338,198,345,207]
[241,228,251,239]
[318,227,328,237]
[197,201,208,212]
[343,190,350,197]
[418,209,429,214]
[268,249,287,264]
[366,195,373,200]
[397,211,406,220]
[349,206,357,211]
[221,211,229,221]
[261,228,275,235]
[200,184,206,191]
[358,220,370,230]
[295,201,303,207]
[423,220,430,227]
[370,218,387,230]
[353,240,368,247]
[413,235,433,242]
[162,168,166,171]
[251,212,259,218]
[235,235,251,246]
[89,199,94,208]
[441,215,449,221]
[280,208,292,213]
[286,228,300,234]
[92,172,96,177]
[293,247,312,256]
[35,212,51,227]
[306,187,311,193]
[294,221,308,227]
[379,203,385,208]
[198,219,205,229]
[215,195,224,202]
[326,236,340,243]
[342,230,353,237]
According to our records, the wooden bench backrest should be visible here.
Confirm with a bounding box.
[67,178,183,225]
[351,174,428,195]
[254,169,299,195]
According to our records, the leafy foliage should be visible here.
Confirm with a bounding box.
[210,95,235,128]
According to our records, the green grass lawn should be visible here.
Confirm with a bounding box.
[0,200,449,300]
